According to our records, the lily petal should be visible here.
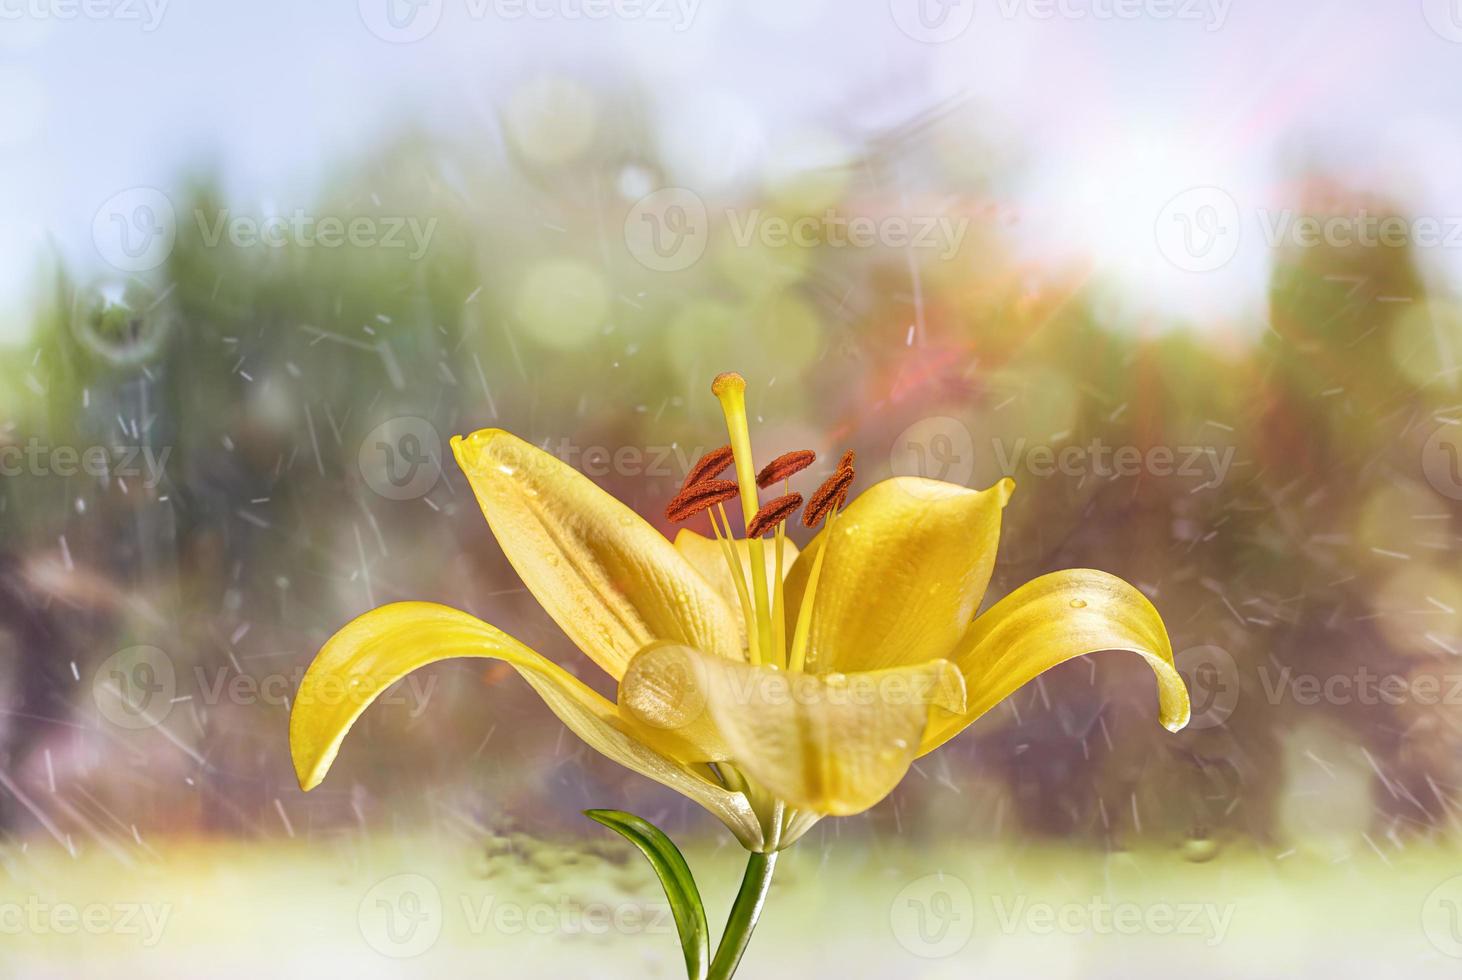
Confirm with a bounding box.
[782,476,1014,674]
[673,529,799,649]
[618,641,733,762]
[919,569,1191,754]
[452,429,742,679]
[290,601,763,849]
[619,643,966,817]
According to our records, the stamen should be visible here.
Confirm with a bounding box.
[829,474,852,511]
[802,467,853,528]
[756,450,815,488]
[746,492,803,538]
[788,504,839,672]
[682,444,734,489]
[771,523,787,667]
[666,478,740,522]
[789,450,855,669]
[710,504,763,667]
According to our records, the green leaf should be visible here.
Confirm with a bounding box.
[584,809,710,980]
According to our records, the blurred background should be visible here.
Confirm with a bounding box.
[4,0,1462,976]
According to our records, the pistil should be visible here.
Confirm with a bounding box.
[712,373,775,666]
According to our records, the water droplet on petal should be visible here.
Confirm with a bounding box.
[1180,835,1220,863]
[1069,598,1087,608]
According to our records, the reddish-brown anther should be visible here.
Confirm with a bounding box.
[802,467,854,528]
[837,449,855,473]
[682,445,734,490]
[756,450,815,489]
[747,493,804,537]
[666,478,740,522]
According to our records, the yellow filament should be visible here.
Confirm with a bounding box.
[788,506,838,672]
[711,504,762,667]
[771,521,787,669]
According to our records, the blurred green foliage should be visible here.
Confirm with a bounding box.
[2,117,1460,856]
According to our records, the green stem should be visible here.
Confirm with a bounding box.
[707,851,777,980]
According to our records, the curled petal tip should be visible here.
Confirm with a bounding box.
[289,704,335,793]
[450,427,507,467]
[995,477,1016,507]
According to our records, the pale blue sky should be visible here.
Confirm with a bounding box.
[4,0,1462,338]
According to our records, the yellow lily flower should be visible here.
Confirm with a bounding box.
[289,373,1190,858]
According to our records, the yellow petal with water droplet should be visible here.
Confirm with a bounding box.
[452,429,742,680]
[781,476,1014,674]
[920,568,1190,755]
[289,601,763,848]
[619,643,966,817]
